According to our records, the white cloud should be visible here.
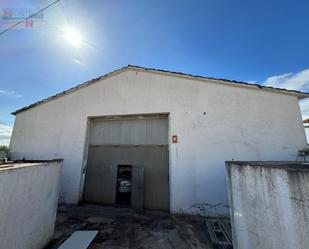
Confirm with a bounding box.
[0,123,12,146]
[300,98,309,120]
[263,69,309,91]
[0,89,23,98]
[300,99,309,142]
[262,69,309,119]
[262,69,309,142]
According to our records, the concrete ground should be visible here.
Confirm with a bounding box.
[45,204,214,249]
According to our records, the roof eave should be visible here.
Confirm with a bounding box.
[11,66,130,115]
[126,65,309,100]
[11,65,309,115]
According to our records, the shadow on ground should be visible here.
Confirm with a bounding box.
[45,204,214,249]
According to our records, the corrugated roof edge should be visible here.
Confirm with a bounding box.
[12,65,309,115]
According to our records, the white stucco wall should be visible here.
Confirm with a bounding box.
[226,162,309,249]
[0,161,61,249]
[9,69,307,215]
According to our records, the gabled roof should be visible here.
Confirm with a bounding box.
[12,65,309,115]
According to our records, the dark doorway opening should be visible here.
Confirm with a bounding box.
[116,165,132,206]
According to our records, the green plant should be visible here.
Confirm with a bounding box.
[0,145,10,154]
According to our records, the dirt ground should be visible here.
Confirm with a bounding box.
[45,204,214,249]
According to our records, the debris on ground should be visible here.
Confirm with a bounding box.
[57,231,98,249]
[204,218,233,249]
[45,204,214,249]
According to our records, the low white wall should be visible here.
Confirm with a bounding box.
[0,161,62,249]
[226,161,309,249]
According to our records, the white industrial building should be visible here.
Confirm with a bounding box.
[9,65,309,216]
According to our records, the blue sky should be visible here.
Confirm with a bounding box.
[1,0,309,145]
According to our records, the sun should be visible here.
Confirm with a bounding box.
[64,28,82,48]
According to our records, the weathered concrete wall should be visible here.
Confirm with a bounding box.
[9,69,307,215]
[226,161,309,249]
[0,161,61,249]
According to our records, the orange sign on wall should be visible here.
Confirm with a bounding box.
[172,135,178,143]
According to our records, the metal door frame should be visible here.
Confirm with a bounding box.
[79,113,171,211]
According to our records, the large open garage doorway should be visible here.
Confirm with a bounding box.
[83,114,169,211]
